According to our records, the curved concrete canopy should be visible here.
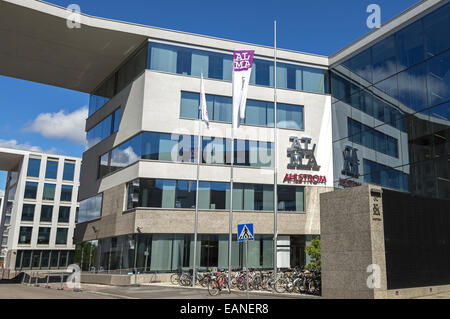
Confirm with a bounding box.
[0,0,147,93]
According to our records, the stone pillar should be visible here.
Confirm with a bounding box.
[320,185,387,299]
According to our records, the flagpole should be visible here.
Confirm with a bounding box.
[273,20,279,284]
[228,70,235,286]
[192,78,203,287]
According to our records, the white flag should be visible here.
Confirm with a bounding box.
[232,50,255,129]
[199,74,209,128]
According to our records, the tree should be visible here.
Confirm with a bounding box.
[305,237,321,270]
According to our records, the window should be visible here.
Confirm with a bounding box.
[24,182,38,199]
[63,162,75,181]
[113,108,121,133]
[98,152,110,179]
[372,35,397,83]
[37,227,51,245]
[40,205,53,222]
[348,118,399,158]
[21,204,35,221]
[58,206,71,223]
[175,180,196,209]
[277,186,305,212]
[78,194,103,223]
[56,229,68,245]
[45,160,59,179]
[42,184,56,201]
[233,184,274,211]
[198,181,230,210]
[18,227,32,244]
[27,158,41,178]
[86,108,121,149]
[396,19,424,71]
[423,2,450,58]
[180,91,303,130]
[60,185,73,202]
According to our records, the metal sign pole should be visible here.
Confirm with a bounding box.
[245,239,248,298]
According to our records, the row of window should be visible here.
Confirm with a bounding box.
[331,72,406,132]
[15,250,74,270]
[21,204,75,223]
[363,159,409,192]
[89,41,329,115]
[86,108,121,149]
[77,193,103,224]
[347,118,399,158]
[27,158,76,181]
[24,182,73,202]
[341,2,449,84]
[18,226,68,245]
[180,91,304,130]
[127,178,305,212]
[98,132,273,179]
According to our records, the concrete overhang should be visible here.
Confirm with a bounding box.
[0,148,25,171]
[0,0,147,93]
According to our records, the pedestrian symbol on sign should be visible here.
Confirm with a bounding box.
[237,224,254,242]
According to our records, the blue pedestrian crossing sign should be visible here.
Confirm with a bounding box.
[237,224,254,242]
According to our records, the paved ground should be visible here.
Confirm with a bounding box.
[0,282,317,299]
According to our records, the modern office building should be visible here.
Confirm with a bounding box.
[0,0,448,282]
[0,148,81,270]
[0,195,13,266]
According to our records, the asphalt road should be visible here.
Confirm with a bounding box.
[0,282,317,299]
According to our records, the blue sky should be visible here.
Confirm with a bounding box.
[0,0,419,191]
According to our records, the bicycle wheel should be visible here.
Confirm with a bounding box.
[170,273,180,285]
[222,277,231,294]
[274,278,286,293]
[180,273,191,286]
[208,279,220,296]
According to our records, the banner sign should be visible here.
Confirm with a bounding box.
[232,50,255,128]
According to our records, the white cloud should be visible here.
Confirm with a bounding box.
[27,106,88,145]
[0,139,44,152]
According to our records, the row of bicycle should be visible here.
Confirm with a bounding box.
[170,267,321,296]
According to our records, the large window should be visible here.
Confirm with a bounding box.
[198,181,230,210]
[58,206,71,223]
[42,184,56,201]
[233,183,274,211]
[56,228,68,245]
[45,159,58,179]
[24,182,38,199]
[277,186,305,212]
[78,194,103,223]
[63,162,75,181]
[136,179,196,209]
[18,227,32,244]
[27,158,41,178]
[60,185,73,202]
[86,108,121,149]
[37,227,51,245]
[348,118,399,158]
[180,91,304,130]
[40,205,53,222]
[21,204,35,221]
[99,132,273,179]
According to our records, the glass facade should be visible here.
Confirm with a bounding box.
[332,2,450,199]
[180,91,304,130]
[126,178,305,213]
[78,194,103,223]
[15,250,74,269]
[75,234,310,273]
[98,131,273,179]
[89,41,328,115]
[86,108,121,149]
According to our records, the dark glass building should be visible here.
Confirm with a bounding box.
[330,2,449,201]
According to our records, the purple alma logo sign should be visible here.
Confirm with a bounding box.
[233,50,254,71]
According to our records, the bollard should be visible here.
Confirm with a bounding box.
[58,274,64,290]
[45,271,50,288]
